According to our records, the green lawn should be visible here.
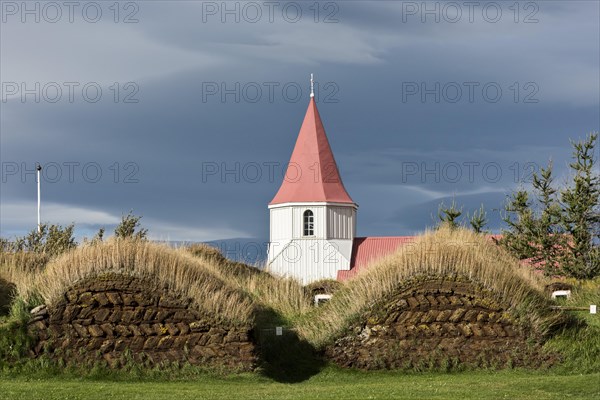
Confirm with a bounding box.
[1,369,598,400]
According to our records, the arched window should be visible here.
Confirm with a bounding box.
[303,210,314,236]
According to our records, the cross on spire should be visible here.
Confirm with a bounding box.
[310,73,314,98]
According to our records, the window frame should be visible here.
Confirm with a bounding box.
[303,209,314,236]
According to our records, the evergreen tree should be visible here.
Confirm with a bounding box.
[531,162,564,275]
[500,162,564,276]
[559,133,599,279]
[500,133,599,279]
[468,204,488,233]
[500,190,537,261]
[438,199,463,229]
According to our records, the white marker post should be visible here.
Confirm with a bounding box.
[36,164,42,233]
[591,305,597,314]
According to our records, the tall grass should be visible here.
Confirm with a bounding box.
[296,226,571,348]
[0,298,35,364]
[543,279,600,373]
[2,240,310,327]
[183,244,312,324]
[565,278,600,309]
[0,251,48,304]
[34,239,256,326]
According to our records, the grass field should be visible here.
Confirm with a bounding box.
[0,368,598,400]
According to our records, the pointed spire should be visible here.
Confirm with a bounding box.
[310,73,314,98]
[270,89,354,205]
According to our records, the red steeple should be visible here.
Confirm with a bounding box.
[270,97,354,205]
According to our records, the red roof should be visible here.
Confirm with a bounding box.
[336,234,531,281]
[270,98,354,205]
[337,236,415,281]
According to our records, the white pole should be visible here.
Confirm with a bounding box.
[37,164,42,233]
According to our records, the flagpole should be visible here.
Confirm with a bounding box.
[37,164,42,233]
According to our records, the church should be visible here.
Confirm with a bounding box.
[267,76,414,284]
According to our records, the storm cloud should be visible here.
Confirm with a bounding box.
[1,1,598,244]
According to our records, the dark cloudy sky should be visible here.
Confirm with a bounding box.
[1,1,599,246]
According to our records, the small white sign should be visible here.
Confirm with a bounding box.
[551,290,571,299]
[314,294,332,306]
[275,326,283,336]
[591,305,597,314]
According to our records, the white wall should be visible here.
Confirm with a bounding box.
[268,202,357,284]
[327,206,356,239]
[270,207,292,241]
[267,238,350,284]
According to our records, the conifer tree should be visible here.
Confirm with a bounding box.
[501,133,599,278]
[468,204,488,234]
[438,199,463,229]
[559,133,599,279]
[500,190,537,261]
[531,162,564,275]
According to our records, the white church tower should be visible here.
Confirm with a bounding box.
[267,75,358,284]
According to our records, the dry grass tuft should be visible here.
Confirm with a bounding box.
[183,243,264,281]
[296,226,571,348]
[186,243,229,264]
[240,274,312,323]
[305,279,343,296]
[182,245,312,323]
[34,239,256,326]
[0,252,49,302]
